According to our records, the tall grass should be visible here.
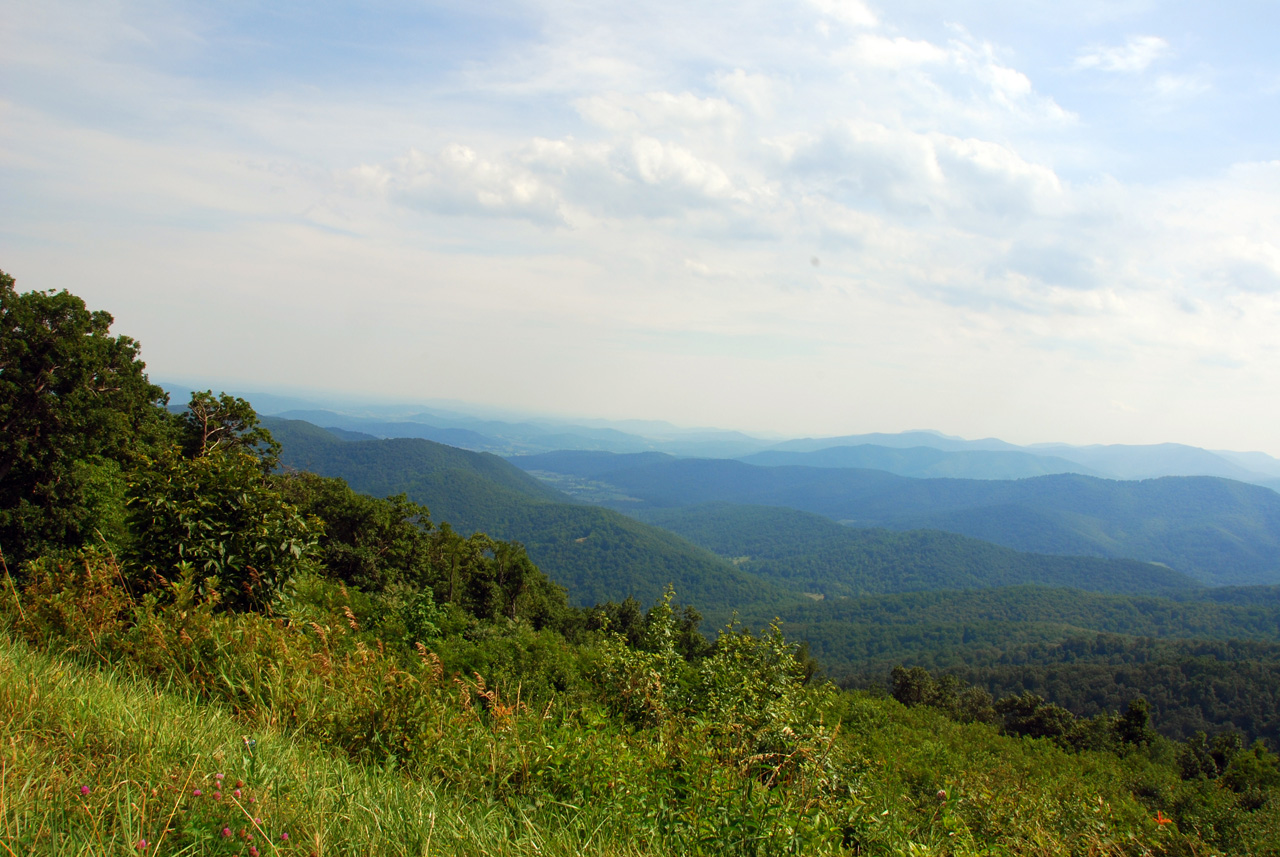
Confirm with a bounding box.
[0,631,664,856]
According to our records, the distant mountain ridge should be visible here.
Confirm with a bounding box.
[740,444,1106,480]
[265,417,1229,605]
[513,452,1280,587]
[200,386,1280,487]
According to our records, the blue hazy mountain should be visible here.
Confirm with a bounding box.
[740,444,1105,480]
[512,452,1280,587]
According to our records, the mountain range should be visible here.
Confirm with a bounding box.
[171,385,1280,489]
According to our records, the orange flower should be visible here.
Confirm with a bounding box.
[1155,810,1172,826]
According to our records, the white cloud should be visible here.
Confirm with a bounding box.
[847,35,948,69]
[575,91,740,135]
[1075,35,1171,73]
[807,0,878,29]
[713,69,785,117]
[352,145,566,225]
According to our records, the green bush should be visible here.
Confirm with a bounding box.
[127,447,319,610]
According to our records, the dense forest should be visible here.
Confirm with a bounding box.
[3,269,1280,855]
[636,502,1202,597]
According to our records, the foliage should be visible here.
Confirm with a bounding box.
[126,446,318,610]
[277,471,437,592]
[179,390,281,470]
[0,269,169,563]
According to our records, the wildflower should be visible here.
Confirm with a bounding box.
[213,791,222,800]
[281,832,290,841]
[254,817,263,825]
[137,840,149,850]
[249,848,260,857]
[222,827,232,838]
[236,780,244,788]
[1155,810,1172,826]
[936,790,947,801]
[80,785,90,796]
[192,788,203,797]
[215,772,225,781]
[234,789,242,798]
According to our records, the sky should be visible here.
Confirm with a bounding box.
[3,1,1280,453]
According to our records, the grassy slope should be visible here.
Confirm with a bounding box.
[0,632,647,856]
[6,628,1244,857]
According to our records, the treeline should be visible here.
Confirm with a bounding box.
[941,636,1280,747]
[764,586,1280,675]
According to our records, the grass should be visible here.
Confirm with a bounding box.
[0,631,655,856]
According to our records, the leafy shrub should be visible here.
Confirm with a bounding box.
[127,447,319,610]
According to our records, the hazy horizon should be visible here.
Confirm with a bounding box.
[157,378,1280,461]
[5,1,1279,455]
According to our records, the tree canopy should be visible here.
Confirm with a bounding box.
[0,269,168,563]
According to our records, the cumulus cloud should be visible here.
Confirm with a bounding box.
[1075,35,1171,73]
[713,69,785,117]
[782,121,1062,221]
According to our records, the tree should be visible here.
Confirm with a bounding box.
[0,270,168,564]
[179,390,280,470]
[277,472,435,592]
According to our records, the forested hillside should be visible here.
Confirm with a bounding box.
[265,418,797,612]
[515,451,1280,586]
[638,502,1202,597]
